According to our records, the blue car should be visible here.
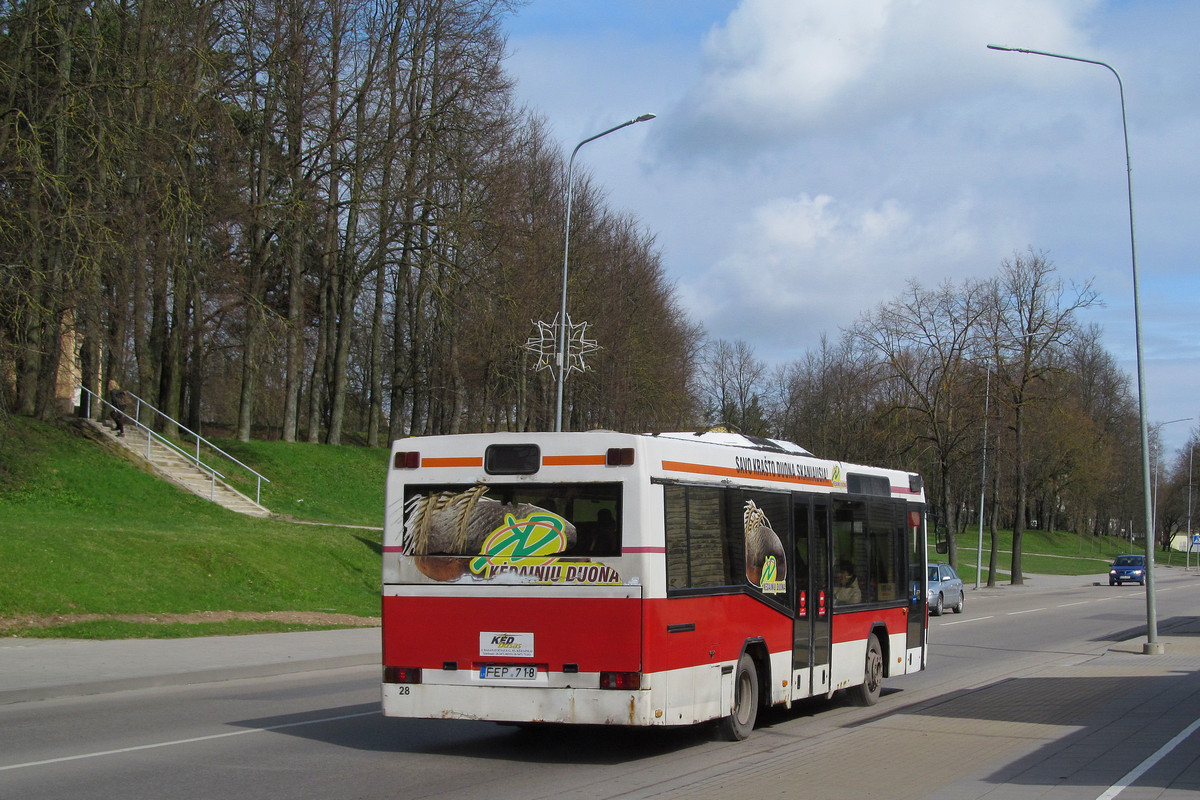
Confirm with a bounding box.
[1109,554,1146,586]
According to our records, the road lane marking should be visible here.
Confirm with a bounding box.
[1057,601,1088,608]
[1007,608,1046,615]
[1096,715,1200,799]
[0,710,377,772]
[941,615,994,626]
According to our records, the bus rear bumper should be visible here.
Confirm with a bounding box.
[382,682,660,726]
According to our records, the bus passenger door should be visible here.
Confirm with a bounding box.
[907,509,927,668]
[792,496,831,699]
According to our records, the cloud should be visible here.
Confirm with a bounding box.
[688,190,999,360]
[666,0,1097,149]
[654,0,1123,360]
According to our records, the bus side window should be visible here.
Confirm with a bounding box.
[665,485,732,589]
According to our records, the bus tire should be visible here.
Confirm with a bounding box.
[718,653,759,741]
[849,633,883,707]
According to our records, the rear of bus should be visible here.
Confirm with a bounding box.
[381,432,652,725]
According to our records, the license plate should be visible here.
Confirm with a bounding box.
[480,665,538,680]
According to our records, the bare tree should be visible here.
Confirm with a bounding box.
[769,333,886,462]
[989,250,1098,584]
[853,278,988,570]
[697,338,768,435]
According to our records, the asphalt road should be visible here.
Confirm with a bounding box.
[2,570,1196,800]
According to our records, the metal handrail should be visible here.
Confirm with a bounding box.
[80,384,271,506]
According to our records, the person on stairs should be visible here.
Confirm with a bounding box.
[108,379,129,437]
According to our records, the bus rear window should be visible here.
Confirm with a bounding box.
[401,483,622,559]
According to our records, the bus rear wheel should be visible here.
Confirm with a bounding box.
[718,653,759,741]
[849,634,883,707]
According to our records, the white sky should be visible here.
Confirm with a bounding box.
[502,0,1200,455]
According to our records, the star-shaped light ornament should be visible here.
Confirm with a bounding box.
[524,314,600,379]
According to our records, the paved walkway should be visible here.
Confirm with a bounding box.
[913,613,1200,800]
[909,569,1200,799]
[0,627,379,704]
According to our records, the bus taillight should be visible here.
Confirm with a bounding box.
[599,671,641,690]
[384,666,422,684]
[393,451,420,469]
[606,447,634,466]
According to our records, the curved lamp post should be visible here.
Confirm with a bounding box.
[555,113,656,432]
[988,44,1159,653]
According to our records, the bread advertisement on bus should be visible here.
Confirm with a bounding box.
[401,486,622,586]
[744,499,787,595]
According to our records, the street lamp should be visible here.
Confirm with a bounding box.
[555,113,656,432]
[988,44,1160,653]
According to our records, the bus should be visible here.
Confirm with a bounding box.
[382,430,928,739]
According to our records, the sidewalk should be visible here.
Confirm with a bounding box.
[912,613,1200,800]
[0,627,379,704]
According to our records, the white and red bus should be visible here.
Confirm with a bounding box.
[382,430,927,739]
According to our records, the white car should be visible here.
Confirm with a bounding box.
[927,562,964,616]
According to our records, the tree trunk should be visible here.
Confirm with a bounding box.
[237,326,258,442]
[282,229,305,443]
[368,261,386,447]
[987,442,1001,587]
[1011,403,1026,585]
[307,275,332,443]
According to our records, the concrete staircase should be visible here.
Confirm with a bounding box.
[90,419,272,518]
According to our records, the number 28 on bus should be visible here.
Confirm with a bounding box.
[382,430,928,740]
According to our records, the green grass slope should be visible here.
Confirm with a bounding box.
[1,415,1144,639]
[935,526,1130,584]
[0,416,385,638]
[210,436,388,527]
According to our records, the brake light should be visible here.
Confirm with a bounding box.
[393,451,420,469]
[384,666,422,684]
[606,448,634,466]
[599,671,641,690]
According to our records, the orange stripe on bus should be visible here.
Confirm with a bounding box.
[421,457,483,468]
[661,460,832,487]
[543,454,607,466]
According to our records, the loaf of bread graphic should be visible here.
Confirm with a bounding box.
[405,487,576,581]
[743,500,786,586]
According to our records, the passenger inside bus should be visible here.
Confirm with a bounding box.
[586,508,618,555]
[569,507,620,557]
[834,561,861,605]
